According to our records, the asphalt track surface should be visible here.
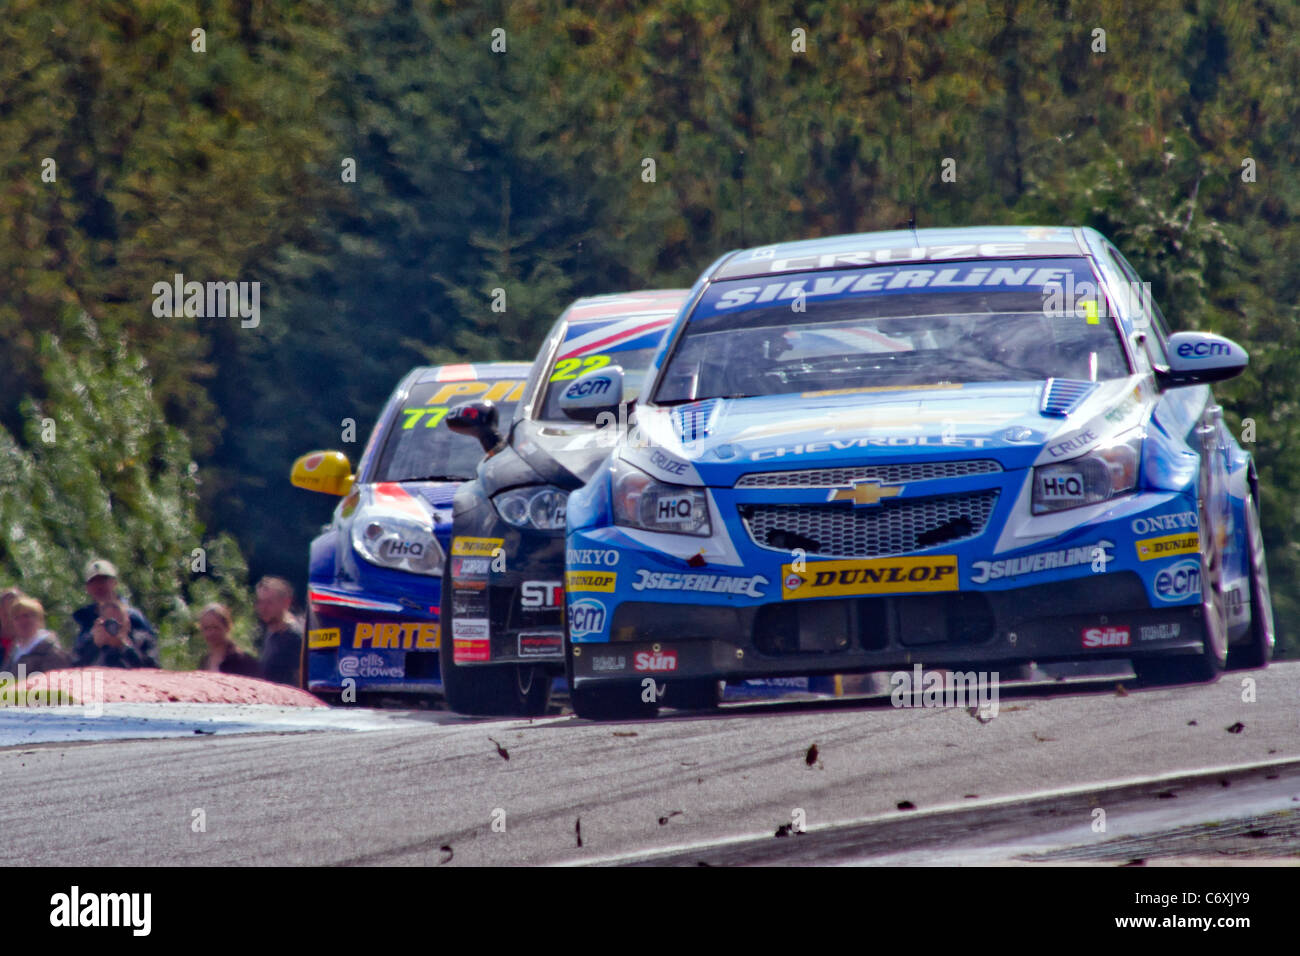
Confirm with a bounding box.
[2,662,1297,866]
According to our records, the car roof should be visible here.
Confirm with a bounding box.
[712,226,1088,281]
[562,289,691,325]
[412,361,533,385]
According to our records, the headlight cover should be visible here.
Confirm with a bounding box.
[493,485,569,531]
[350,502,444,575]
[1032,428,1143,515]
[611,459,711,536]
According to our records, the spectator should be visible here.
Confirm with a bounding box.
[72,559,158,666]
[76,598,160,669]
[196,603,261,678]
[254,576,303,686]
[3,597,72,673]
[0,586,24,660]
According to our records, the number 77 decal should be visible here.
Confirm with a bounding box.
[401,406,451,430]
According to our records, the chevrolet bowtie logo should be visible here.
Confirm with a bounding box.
[827,480,905,507]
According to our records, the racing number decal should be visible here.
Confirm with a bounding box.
[401,406,450,430]
[550,354,611,382]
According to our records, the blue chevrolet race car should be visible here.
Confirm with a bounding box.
[560,226,1274,719]
[289,361,530,702]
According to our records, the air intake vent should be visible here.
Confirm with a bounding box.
[1040,378,1097,417]
[675,399,719,442]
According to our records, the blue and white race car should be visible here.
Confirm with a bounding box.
[290,361,530,702]
[560,226,1273,719]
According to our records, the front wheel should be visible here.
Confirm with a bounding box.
[1227,493,1275,670]
[439,585,551,717]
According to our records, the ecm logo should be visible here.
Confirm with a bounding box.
[1176,340,1229,358]
[1154,559,1201,602]
[565,377,611,398]
[568,599,606,637]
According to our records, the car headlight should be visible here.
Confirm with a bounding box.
[350,503,444,575]
[493,485,569,531]
[1032,429,1142,515]
[611,459,711,536]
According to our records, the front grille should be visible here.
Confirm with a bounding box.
[735,460,1001,489]
[741,491,999,557]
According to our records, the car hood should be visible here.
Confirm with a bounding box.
[622,377,1150,485]
[509,418,615,488]
[350,480,459,534]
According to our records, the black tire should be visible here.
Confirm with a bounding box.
[662,678,723,711]
[570,679,661,721]
[1227,492,1275,670]
[1133,493,1227,687]
[438,581,551,717]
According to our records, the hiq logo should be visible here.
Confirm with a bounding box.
[565,377,611,399]
[568,599,607,637]
[1154,559,1201,602]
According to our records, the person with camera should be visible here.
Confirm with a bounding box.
[71,559,160,669]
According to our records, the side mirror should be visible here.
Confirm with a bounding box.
[447,400,501,453]
[291,451,354,496]
[1155,332,1249,389]
[558,365,624,423]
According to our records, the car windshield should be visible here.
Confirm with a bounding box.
[373,378,525,482]
[654,258,1130,403]
[536,316,674,421]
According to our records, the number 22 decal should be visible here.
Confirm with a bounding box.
[549,354,611,382]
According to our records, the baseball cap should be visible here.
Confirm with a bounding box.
[84,559,119,583]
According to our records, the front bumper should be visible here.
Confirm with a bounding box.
[565,489,1208,688]
[305,585,442,694]
[447,516,568,669]
[568,574,1205,685]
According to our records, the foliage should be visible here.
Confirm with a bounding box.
[2,0,1299,656]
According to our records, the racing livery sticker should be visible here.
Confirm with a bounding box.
[451,536,504,557]
[568,598,607,638]
[452,618,489,639]
[634,649,678,672]
[339,653,405,679]
[1136,533,1200,561]
[591,654,628,672]
[520,581,563,608]
[1139,622,1182,642]
[1153,560,1201,602]
[308,627,341,649]
[781,556,958,599]
[565,571,618,592]
[518,632,564,658]
[970,541,1113,584]
[1082,626,1130,648]
[453,639,490,662]
[352,621,439,650]
[1130,511,1198,535]
[452,556,491,577]
[567,548,620,567]
[630,569,767,597]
